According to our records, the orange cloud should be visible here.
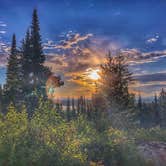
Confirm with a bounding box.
[45,32,166,99]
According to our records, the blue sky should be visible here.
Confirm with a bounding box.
[0,0,165,49]
[0,0,166,98]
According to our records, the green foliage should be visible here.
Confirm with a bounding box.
[1,98,166,166]
[133,127,166,142]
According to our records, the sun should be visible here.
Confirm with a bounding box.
[88,69,100,80]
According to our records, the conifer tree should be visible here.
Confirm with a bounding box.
[22,9,51,95]
[31,9,45,64]
[137,93,143,111]
[137,93,144,126]
[99,51,133,111]
[66,97,71,121]
[22,29,32,87]
[80,96,84,114]
[77,97,80,115]
[30,9,51,91]
[159,88,166,127]
[153,93,160,126]
[20,9,51,114]
[71,98,76,118]
[5,34,22,105]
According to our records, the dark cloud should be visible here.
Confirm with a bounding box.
[135,72,166,83]
[122,49,166,65]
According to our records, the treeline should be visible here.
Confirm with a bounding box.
[54,96,94,121]
[138,89,166,128]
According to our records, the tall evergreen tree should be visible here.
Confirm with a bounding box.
[5,34,22,105]
[22,29,32,87]
[31,9,45,64]
[22,9,51,95]
[20,9,51,114]
[30,9,51,91]
[99,51,133,112]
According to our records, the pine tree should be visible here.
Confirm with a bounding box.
[153,93,160,126]
[22,29,32,88]
[77,97,80,115]
[71,98,76,118]
[99,51,133,112]
[86,100,92,119]
[30,9,51,91]
[5,34,22,105]
[66,97,71,121]
[80,96,84,114]
[31,9,45,64]
[20,9,51,115]
[22,9,51,95]
[137,93,143,126]
[137,93,143,111]
[159,88,166,127]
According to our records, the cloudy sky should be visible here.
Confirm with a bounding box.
[0,0,166,99]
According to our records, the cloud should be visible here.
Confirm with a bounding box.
[45,32,166,98]
[0,21,7,27]
[0,31,6,34]
[45,33,107,97]
[134,72,166,83]
[121,49,166,65]
[0,23,7,27]
[55,33,93,50]
[147,38,157,43]
[128,72,166,98]
[146,34,159,44]
[0,21,7,35]
[0,41,10,67]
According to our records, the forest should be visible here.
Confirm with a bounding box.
[0,9,166,166]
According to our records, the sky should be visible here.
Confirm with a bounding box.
[0,0,166,99]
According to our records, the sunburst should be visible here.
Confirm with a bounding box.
[88,69,100,80]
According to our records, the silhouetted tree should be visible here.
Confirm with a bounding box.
[77,97,80,115]
[22,9,51,96]
[5,34,23,106]
[137,93,144,127]
[153,93,160,126]
[66,97,71,121]
[30,9,51,92]
[137,93,142,111]
[71,98,76,118]
[99,51,133,112]
[159,88,166,127]
[20,9,52,115]
[22,29,32,90]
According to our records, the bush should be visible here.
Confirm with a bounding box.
[0,101,164,166]
[133,127,166,142]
